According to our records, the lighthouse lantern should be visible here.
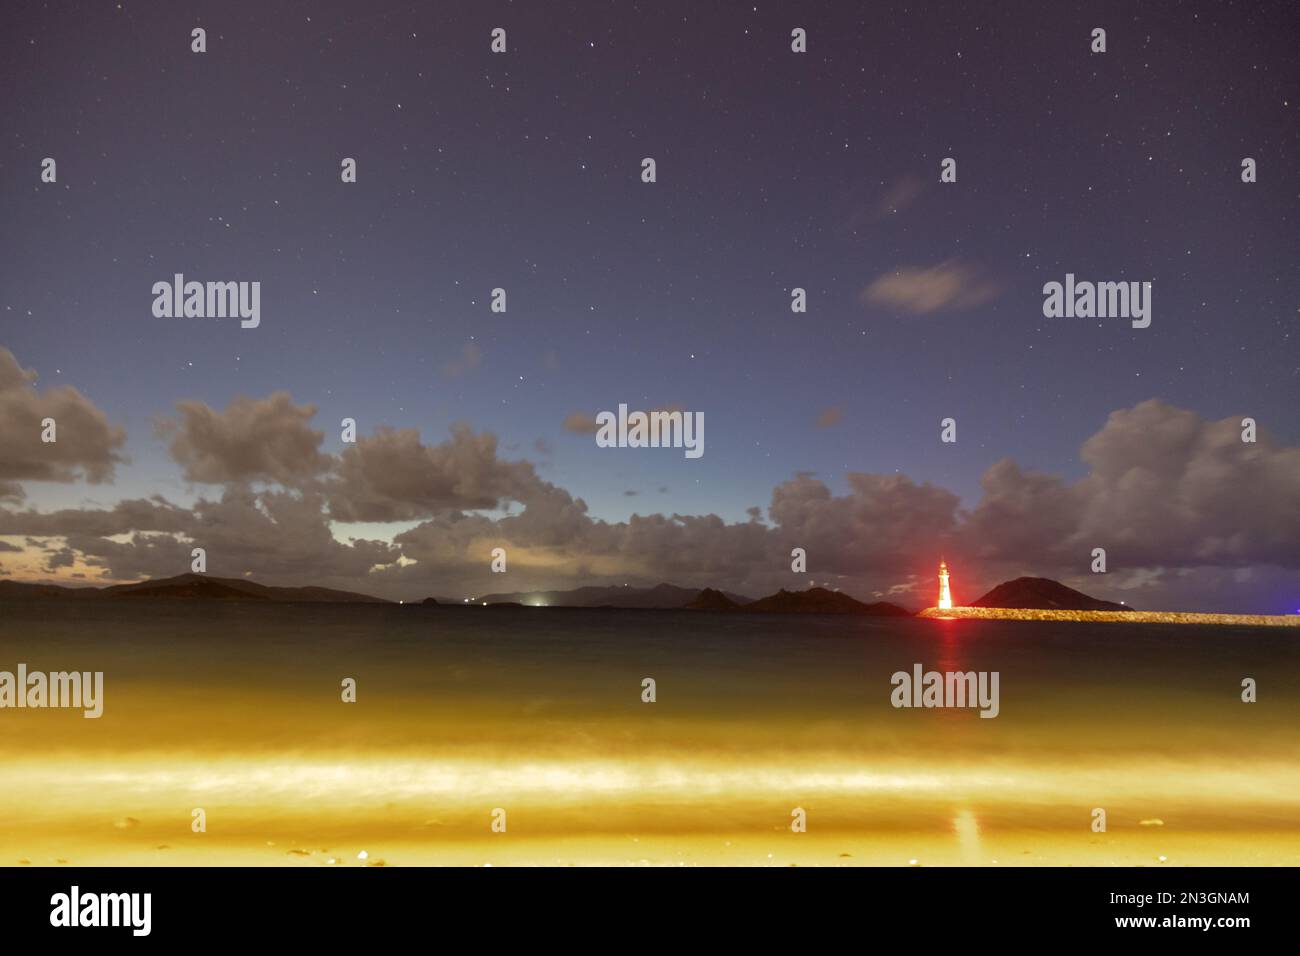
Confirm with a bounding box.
[938,560,953,610]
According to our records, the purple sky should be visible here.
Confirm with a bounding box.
[1,1,1297,611]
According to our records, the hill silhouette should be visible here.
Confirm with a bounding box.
[972,577,1130,612]
[745,587,913,616]
[475,582,753,608]
[0,573,388,604]
[684,587,741,611]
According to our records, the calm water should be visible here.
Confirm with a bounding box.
[1,600,1297,865]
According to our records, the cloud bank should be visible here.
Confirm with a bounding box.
[0,348,1296,613]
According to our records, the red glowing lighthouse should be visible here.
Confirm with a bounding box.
[938,559,953,610]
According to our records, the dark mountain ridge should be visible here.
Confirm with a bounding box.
[972,576,1131,612]
[684,587,741,611]
[474,582,754,608]
[0,573,389,604]
[744,587,913,616]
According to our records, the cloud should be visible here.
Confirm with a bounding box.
[45,546,76,571]
[834,174,925,232]
[816,406,842,429]
[769,471,961,576]
[862,259,1001,314]
[562,411,600,434]
[442,342,482,379]
[340,402,1300,608]
[0,347,126,485]
[876,174,924,219]
[156,392,329,486]
[54,488,397,587]
[3,385,1297,612]
[564,405,684,436]
[326,424,541,522]
[961,400,1300,571]
[0,496,191,537]
[152,391,538,525]
[1074,400,1299,567]
[960,459,1081,563]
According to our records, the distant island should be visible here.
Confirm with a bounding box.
[2,570,1295,626]
[469,582,754,609]
[439,582,906,615]
[0,573,387,604]
[683,587,741,611]
[689,586,911,617]
[971,577,1131,612]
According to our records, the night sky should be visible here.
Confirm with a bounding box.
[1,1,1297,611]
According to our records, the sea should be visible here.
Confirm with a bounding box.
[1,600,1296,866]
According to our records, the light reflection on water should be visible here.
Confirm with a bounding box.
[1,601,1297,864]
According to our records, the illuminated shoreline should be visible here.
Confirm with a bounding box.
[917,606,1300,627]
[5,751,1299,866]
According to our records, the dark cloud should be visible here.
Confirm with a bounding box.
[54,487,398,588]
[0,496,190,537]
[769,472,961,576]
[962,400,1300,571]
[0,347,126,485]
[2,394,1295,612]
[156,392,329,486]
[326,424,541,522]
[45,546,76,571]
[152,389,545,524]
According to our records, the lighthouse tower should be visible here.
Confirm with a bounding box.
[937,559,953,610]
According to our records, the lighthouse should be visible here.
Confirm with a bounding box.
[937,559,953,610]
